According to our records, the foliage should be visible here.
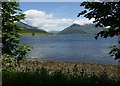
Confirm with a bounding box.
[2,66,120,86]
[2,2,31,62]
[2,54,16,72]
[78,2,120,60]
[109,45,120,61]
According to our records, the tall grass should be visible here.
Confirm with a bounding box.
[2,65,120,86]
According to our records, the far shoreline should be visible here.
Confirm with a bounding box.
[26,57,118,66]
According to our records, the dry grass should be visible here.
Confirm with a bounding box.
[17,60,119,75]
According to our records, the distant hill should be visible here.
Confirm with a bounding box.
[16,21,47,34]
[48,31,59,34]
[59,24,87,34]
[59,24,104,34]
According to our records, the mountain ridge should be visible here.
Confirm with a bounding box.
[59,23,87,34]
[59,23,103,34]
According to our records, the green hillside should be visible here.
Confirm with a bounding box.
[17,22,53,36]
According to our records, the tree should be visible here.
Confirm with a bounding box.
[2,2,31,63]
[78,2,120,60]
[32,32,35,36]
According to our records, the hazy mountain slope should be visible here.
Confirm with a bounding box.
[80,24,104,34]
[48,31,60,34]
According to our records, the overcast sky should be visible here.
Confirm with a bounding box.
[20,2,94,31]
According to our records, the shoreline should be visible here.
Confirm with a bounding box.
[20,32,56,36]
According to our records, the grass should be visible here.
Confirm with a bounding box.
[2,60,120,86]
[18,60,119,74]
[20,32,56,36]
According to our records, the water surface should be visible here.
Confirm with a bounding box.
[21,35,118,65]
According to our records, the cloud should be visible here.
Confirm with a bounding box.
[22,9,94,31]
[73,18,95,25]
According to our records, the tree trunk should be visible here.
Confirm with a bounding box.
[118,34,120,74]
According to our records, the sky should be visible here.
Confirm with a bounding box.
[20,2,94,32]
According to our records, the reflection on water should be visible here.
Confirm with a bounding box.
[21,35,118,65]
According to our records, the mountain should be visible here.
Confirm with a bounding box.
[79,24,104,34]
[60,24,87,34]
[16,21,47,33]
[59,24,104,34]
